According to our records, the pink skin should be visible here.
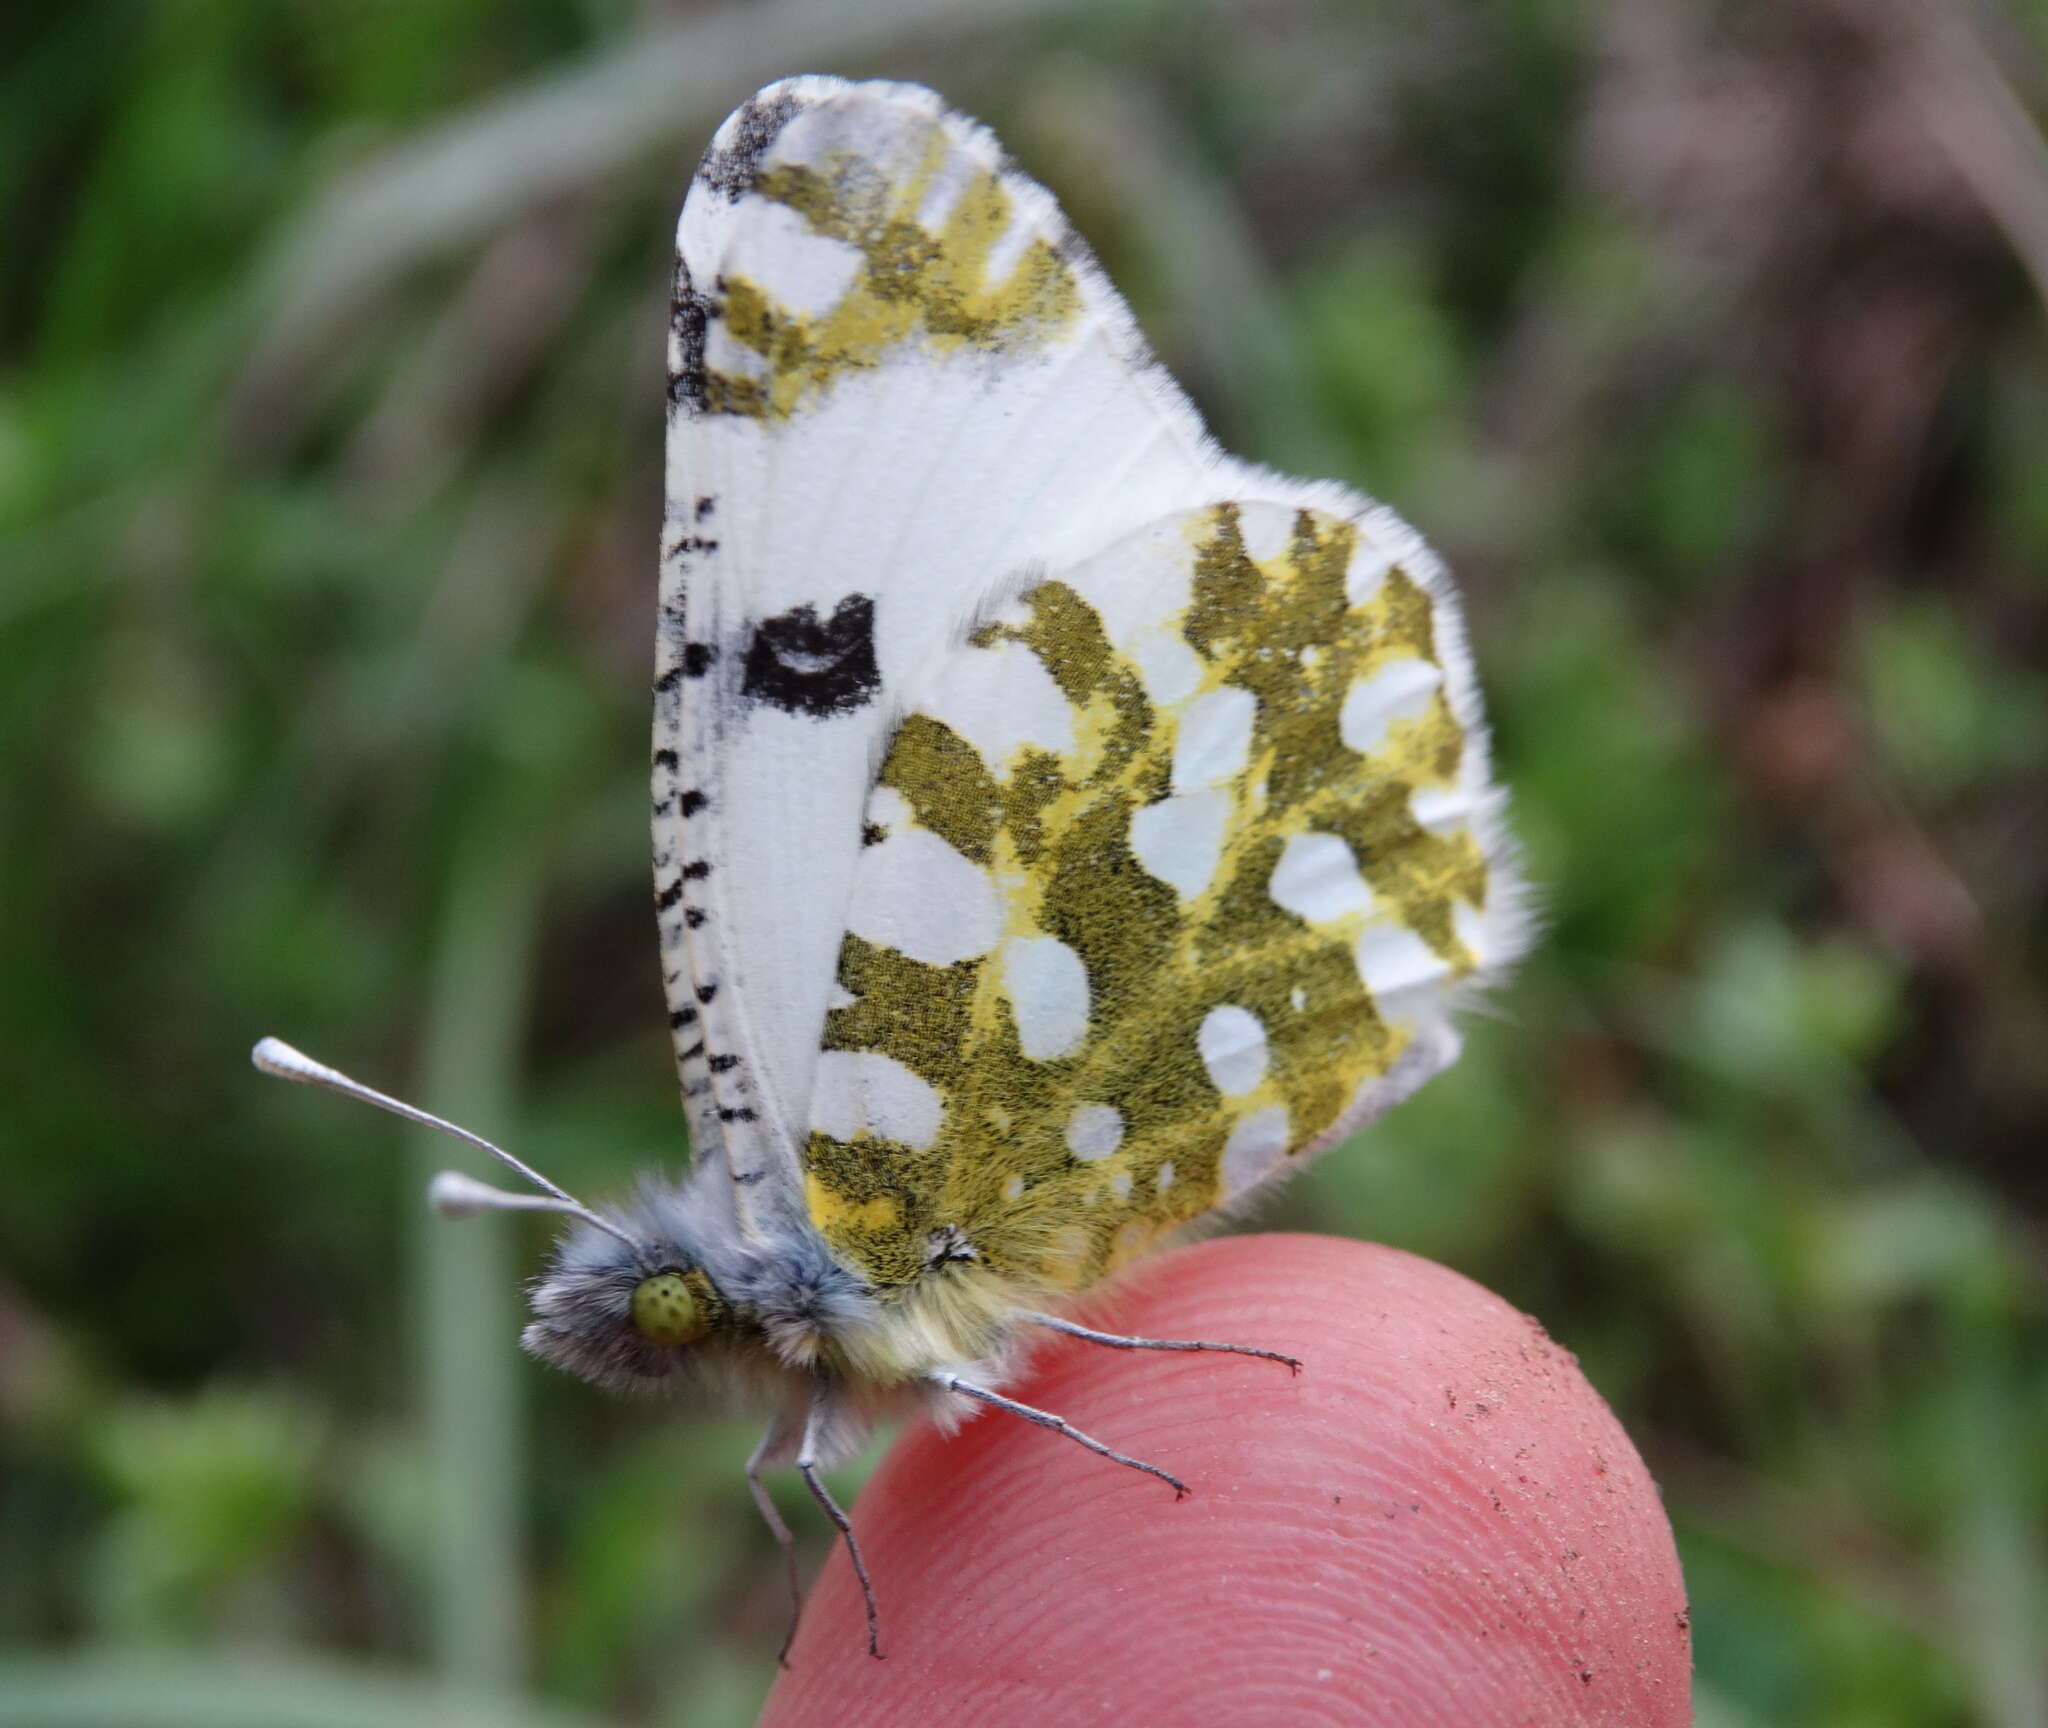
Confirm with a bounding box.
[760,1233,1692,1727]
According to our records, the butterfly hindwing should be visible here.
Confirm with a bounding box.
[803,497,1529,1294]
[655,78,1226,1224]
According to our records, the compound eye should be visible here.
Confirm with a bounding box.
[630,1272,709,1346]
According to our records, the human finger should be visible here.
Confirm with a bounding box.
[759,1232,1691,1726]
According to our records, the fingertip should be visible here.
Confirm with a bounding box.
[762,1235,1690,1725]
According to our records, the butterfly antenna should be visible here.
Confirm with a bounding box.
[251,1037,641,1253]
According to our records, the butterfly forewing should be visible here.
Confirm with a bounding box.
[656,78,1223,1220]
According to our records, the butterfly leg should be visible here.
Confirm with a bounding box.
[746,1420,804,1666]
[1023,1310,1301,1373]
[932,1374,1189,1498]
[796,1389,882,1659]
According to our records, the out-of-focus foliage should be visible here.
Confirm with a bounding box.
[3,1,2044,1723]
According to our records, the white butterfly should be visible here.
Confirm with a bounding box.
[258,75,1530,1659]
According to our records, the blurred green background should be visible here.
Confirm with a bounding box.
[4,0,2045,1723]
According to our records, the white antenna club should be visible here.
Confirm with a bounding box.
[251,1037,641,1253]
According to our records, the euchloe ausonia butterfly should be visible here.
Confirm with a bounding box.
[257,76,1531,1658]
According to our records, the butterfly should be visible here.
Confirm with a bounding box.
[256,75,1530,1660]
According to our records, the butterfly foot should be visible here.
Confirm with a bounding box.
[775,1601,806,1670]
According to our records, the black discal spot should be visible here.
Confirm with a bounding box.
[670,1007,697,1029]
[679,790,707,817]
[653,748,679,771]
[695,495,715,521]
[709,1053,739,1073]
[696,89,803,201]
[861,821,886,846]
[682,860,711,880]
[655,666,684,694]
[684,908,707,928]
[682,642,717,677]
[678,1040,705,1060]
[741,594,879,717]
[718,1106,758,1123]
[696,982,717,1004]
[655,880,684,911]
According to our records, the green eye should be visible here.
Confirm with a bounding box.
[631,1272,709,1346]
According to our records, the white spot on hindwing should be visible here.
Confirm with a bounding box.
[846,827,1000,964]
[1341,659,1443,756]
[811,1050,944,1150]
[1065,1104,1124,1161]
[1269,831,1374,923]
[1346,546,1395,607]
[1002,936,1090,1060]
[1171,685,1257,790]
[1354,923,1445,1002]
[1409,784,1470,832]
[1130,630,1204,706]
[1198,1005,1269,1096]
[1130,788,1228,902]
[920,638,1075,770]
[1236,505,1294,565]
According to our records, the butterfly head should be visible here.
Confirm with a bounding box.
[517,1173,757,1393]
